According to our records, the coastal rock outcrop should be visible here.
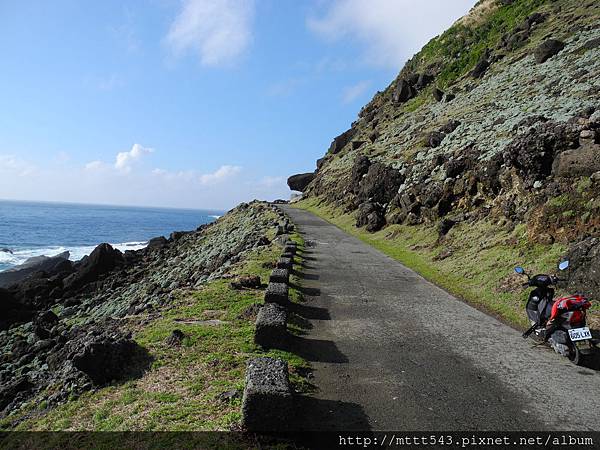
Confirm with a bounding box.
[287,173,315,192]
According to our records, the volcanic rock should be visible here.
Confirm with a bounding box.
[287,173,315,192]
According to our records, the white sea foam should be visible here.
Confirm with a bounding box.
[209,215,222,219]
[0,241,148,271]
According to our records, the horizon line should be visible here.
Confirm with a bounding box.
[0,197,227,214]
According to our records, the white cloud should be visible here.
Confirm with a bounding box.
[199,165,242,185]
[342,80,371,104]
[85,160,107,171]
[0,155,36,177]
[165,0,255,67]
[114,143,153,173]
[152,164,243,186]
[308,0,476,68]
[258,175,284,187]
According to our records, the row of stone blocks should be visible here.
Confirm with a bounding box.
[255,240,297,348]
[243,239,297,431]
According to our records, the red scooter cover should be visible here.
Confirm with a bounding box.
[549,294,591,324]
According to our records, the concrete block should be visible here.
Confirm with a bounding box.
[264,282,288,305]
[254,303,287,348]
[269,268,289,284]
[241,357,293,432]
[276,257,292,270]
[281,252,294,261]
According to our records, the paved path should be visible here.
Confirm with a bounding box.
[282,206,600,431]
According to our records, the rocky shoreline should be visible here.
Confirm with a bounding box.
[0,201,281,426]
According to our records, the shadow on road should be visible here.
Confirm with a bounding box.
[289,302,331,320]
[287,335,349,363]
[294,397,371,432]
[290,282,321,297]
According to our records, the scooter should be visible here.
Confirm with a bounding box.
[515,260,596,365]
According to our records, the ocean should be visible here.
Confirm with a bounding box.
[0,200,223,272]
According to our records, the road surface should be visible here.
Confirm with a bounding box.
[282,205,600,431]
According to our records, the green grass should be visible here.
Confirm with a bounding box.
[403,0,551,87]
[1,233,311,438]
[296,197,574,328]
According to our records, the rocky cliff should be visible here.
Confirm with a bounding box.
[294,0,600,304]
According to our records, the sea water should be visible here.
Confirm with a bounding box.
[0,200,223,272]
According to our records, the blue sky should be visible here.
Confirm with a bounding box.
[0,0,476,210]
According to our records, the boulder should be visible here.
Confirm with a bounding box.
[33,310,59,339]
[426,131,446,148]
[0,376,32,411]
[0,252,71,288]
[146,236,169,251]
[328,128,357,155]
[63,244,123,291]
[534,39,565,63]
[415,73,434,90]
[563,237,600,303]
[0,288,34,331]
[393,79,417,104]
[351,141,366,150]
[165,329,186,347]
[438,218,457,237]
[356,202,385,232]
[264,282,289,305]
[230,275,262,290]
[471,58,490,78]
[503,121,580,183]
[440,120,461,134]
[287,173,315,192]
[241,357,293,432]
[59,325,140,385]
[552,141,600,178]
[433,88,444,102]
[357,163,404,204]
[350,155,372,194]
[316,157,327,171]
[254,303,288,348]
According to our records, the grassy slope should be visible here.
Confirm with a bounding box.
[1,224,309,445]
[294,197,595,329]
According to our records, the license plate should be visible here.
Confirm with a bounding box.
[568,327,592,342]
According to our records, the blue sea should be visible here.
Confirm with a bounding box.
[0,200,223,272]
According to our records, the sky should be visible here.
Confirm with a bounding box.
[0,0,476,210]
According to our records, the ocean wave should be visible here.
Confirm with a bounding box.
[0,241,148,271]
[209,215,222,219]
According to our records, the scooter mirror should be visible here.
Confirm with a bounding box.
[558,260,569,271]
[515,267,525,274]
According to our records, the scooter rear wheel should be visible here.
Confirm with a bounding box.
[568,343,584,366]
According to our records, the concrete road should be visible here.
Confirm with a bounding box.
[281,205,600,431]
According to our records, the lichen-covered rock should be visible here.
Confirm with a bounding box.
[503,121,580,183]
[350,155,371,194]
[328,128,357,154]
[534,39,565,63]
[357,163,404,205]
